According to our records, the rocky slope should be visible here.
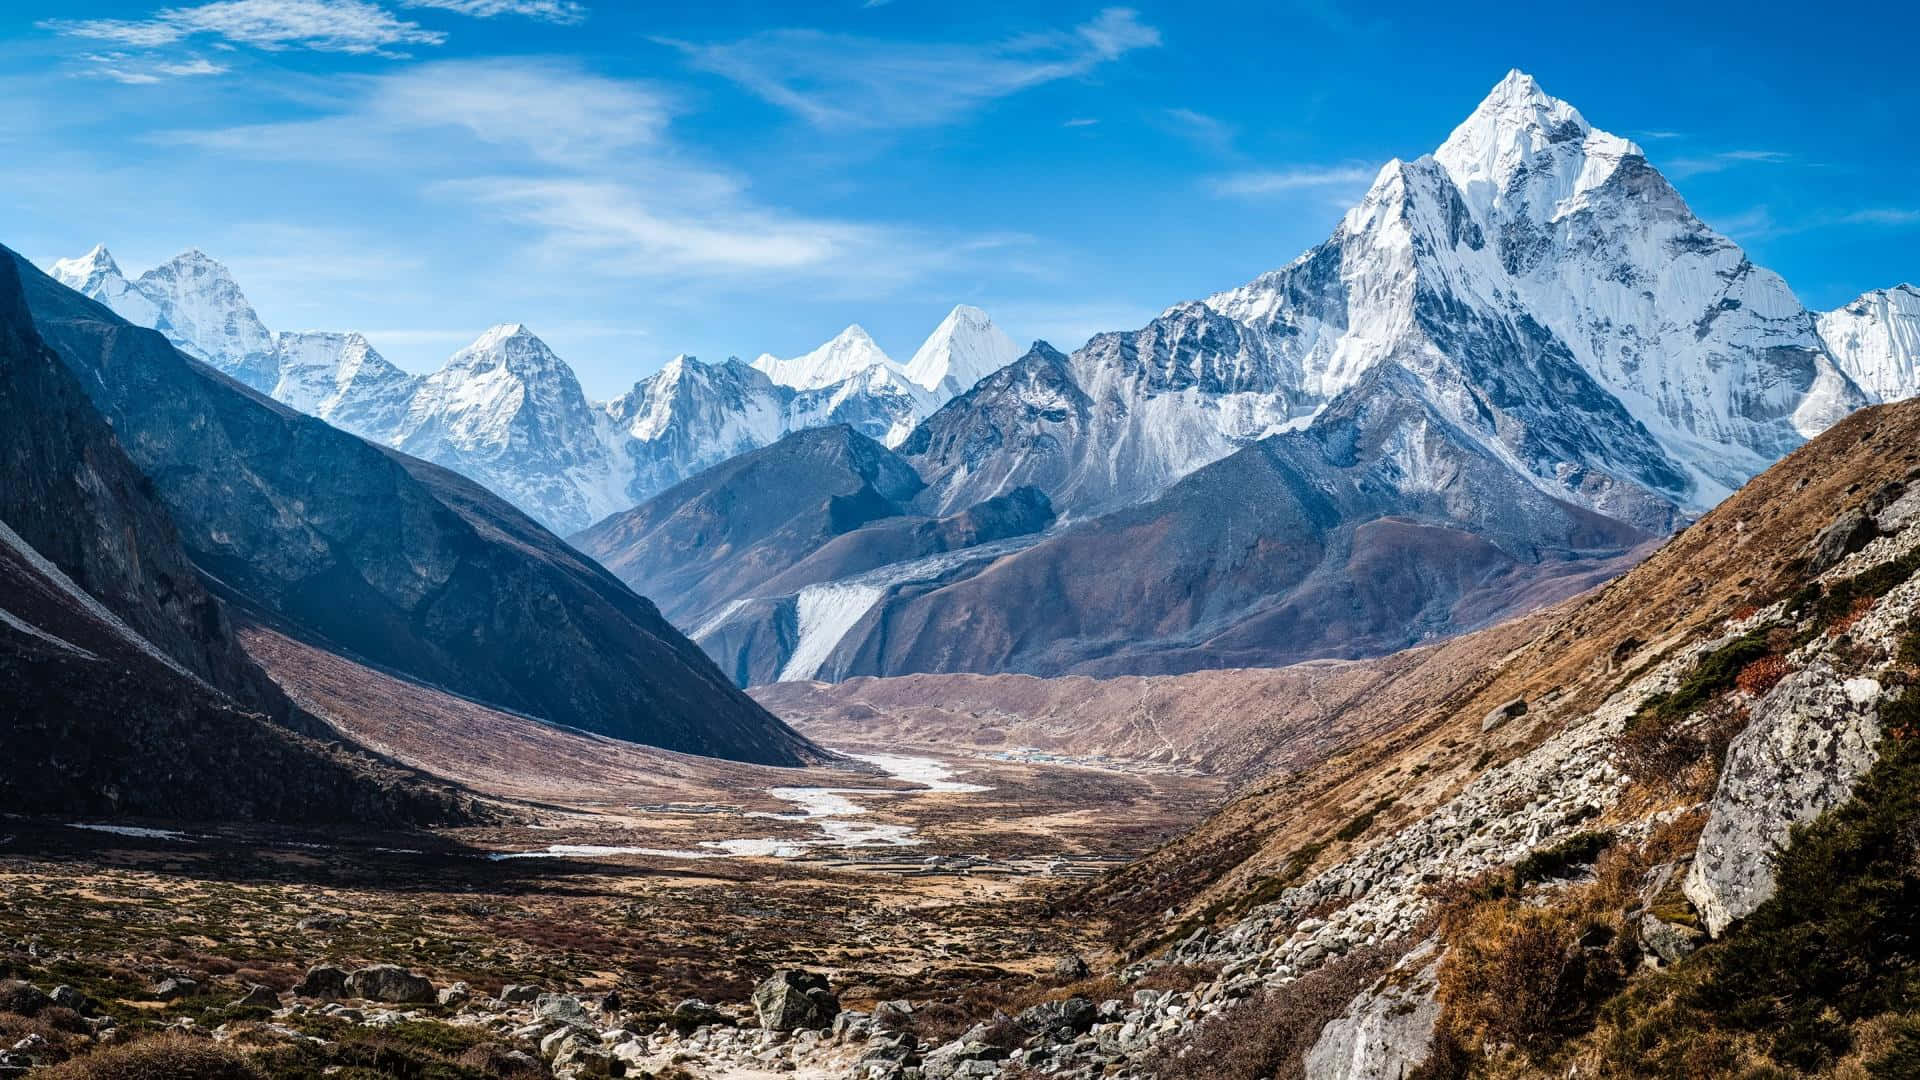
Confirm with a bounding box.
[14,244,819,767]
[0,251,462,824]
[1038,395,1920,1078]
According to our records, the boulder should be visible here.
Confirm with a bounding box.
[228,984,281,1011]
[498,984,544,1004]
[1052,954,1091,981]
[1684,658,1884,935]
[151,977,199,1001]
[343,965,435,1004]
[48,986,91,1014]
[751,969,840,1032]
[1303,939,1442,1080]
[291,965,349,1000]
[1638,915,1704,966]
[671,999,722,1027]
[535,993,592,1028]
[296,914,347,931]
[1481,697,1528,733]
[437,982,472,1008]
[1017,997,1097,1042]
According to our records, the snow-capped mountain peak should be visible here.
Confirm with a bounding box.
[752,324,898,390]
[48,244,159,329]
[1820,284,1920,403]
[903,304,1021,398]
[1435,69,1639,225]
[126,248,278,391]
[49,244,123,291]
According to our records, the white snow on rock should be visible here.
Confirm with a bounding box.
[903,304,1022,398]
[752,324,897,391]
[1820,284,1920,404]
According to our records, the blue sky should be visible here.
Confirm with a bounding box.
[4,0,1916,397]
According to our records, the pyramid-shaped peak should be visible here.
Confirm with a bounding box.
[49,244,125,287]
[1435,71,1641,214]
[452,323,575,376]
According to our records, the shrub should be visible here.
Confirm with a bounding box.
[1436,903,1627,1059]
[1734,655,1788,696]
[38,1035,262,1080]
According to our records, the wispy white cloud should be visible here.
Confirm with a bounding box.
[164,59,672,164]
[74,51,230,83]
[437,176,904,275]
[660,7,1159,130]
[1063,117,1099,127]
[42,0,446,57]
[1713,204,1920,242]
[400,0,587,23]
[1207,165,1378,198]
[1159,107,1234,153]
[1836,208,1920,226]
[1638,129,1686,140]
[162,58,982,285]
[1665,148,1791,178]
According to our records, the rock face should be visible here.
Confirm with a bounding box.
[13,246,817,767]
[1304,940,1442,1080]
[751,970,839,1032]
[1684,658,1886,935]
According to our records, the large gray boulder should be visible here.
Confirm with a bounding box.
[751,969,839,1032]
[291,965,348,1000]
[343,964,435,1004]
[1304,940,1443,1080]
[1683,661,1883,935]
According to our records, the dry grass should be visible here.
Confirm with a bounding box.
[37,1034,261,1080]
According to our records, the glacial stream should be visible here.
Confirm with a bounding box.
[491,752,989,862]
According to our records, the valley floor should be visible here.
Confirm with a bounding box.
[0,625,1224,1074]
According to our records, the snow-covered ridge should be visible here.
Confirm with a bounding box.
[1820,284,1920,404]
[46,247,1024,533]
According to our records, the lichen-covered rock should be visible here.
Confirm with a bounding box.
[1684,659,1884,935]
[1637,915,1704,966]
[343,964,435,1004]
[752,969,839,1031]
[1303,939,1442,1080]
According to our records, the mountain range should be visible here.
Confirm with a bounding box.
[12,243,816,770]
[47,244,1020,534]
[579,71,1920,686]
[44,71,1920,692]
